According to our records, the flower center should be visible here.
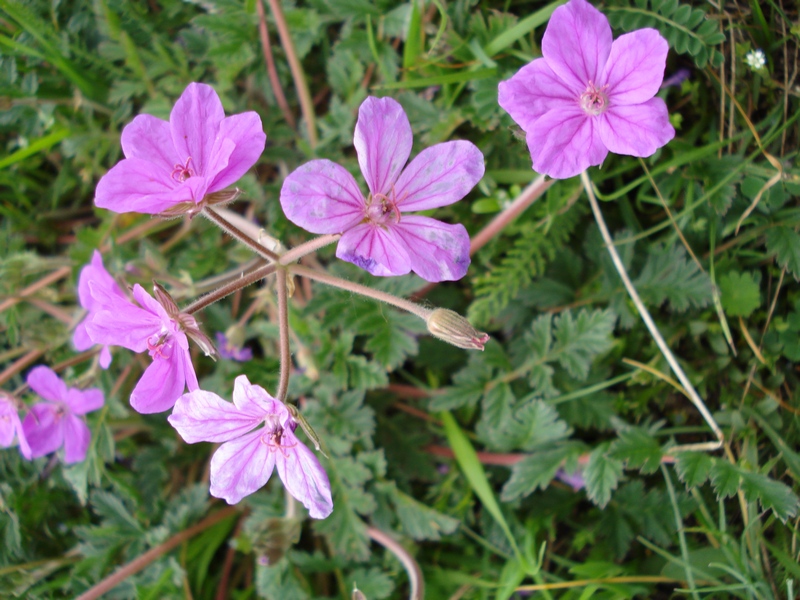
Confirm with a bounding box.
[580,82,609,116]
[147,333,172,360]
[364,189,401,226]
[171,157,195,182]
[261,421,296,456]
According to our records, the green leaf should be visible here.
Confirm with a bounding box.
[634,244,712,312]
[709,460,741,499]
[391,489,460,541]
[675,451,713,488]
[610,428,663,475]
[718,271,761,317]
[348,567,395,599]
[740,471,799,521]
[362,310,421,369]
[585,446,624,508]
[553,308,616,379]
[766,226,800,281]
[501,443,582,501]
[506,400,571,451]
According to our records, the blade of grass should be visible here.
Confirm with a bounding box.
[483,0,564,56]
[373,68,496,90]
[0,128,70,170]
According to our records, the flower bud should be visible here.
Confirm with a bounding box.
[426,309,489,351]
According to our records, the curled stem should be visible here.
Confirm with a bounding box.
[203,207,280,262]
[289,264,432,321]
[367,526,424,600]
[580,171,723,450]
[275,269,291,401]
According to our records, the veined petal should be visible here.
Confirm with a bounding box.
[78,250,122,312]
[208,112,267,191]
[129,350,185,414]
[602,29,669,105]
[394,141,484,211]
[95,157,192,214]
[22,404,64,459]
[121,114,180,167]
[62,415,91,464]
[336,223,411,277]
[170,83,225,176]
[169,389,262,444]
[86,283,161,352]
[275,428,333,519]
[26,366,67,402]
[354,97,412,196]
[598,99,674,157]
[542,0,612,91]
[0,399,29,459]
[232,375,282,417]
[65,387,104,416]
[393,217,471,282]
[280,160,365,234]
[210,429,276,505]
[526,107,608,179]
[73,321,94,351]
[499,58,580,131]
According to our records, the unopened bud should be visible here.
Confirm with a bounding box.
[426,309,489,351]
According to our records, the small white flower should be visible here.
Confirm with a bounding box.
[745,49,767,72]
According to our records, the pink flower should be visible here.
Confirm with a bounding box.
[280,96,485,282]
[21,366,104,464]
[168,376,333,518]
[0,393,31,459]
[95,83,266,214]
[73,250,126,368]
[498,0,675,179]
[85,283,202,414]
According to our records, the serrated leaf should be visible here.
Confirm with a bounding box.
[610,428,662,474]
[675,451,713,488]
[348,567,395,599]
[766,226,800,280]
[362,310,421,369]
[585,446,623,508]
[718,271,761,317]
[635,244,712,312]
[740,471,799,521]
[507,400,571,451]
[476,383,516,450]
[430,354,493,411]
[501,444,581,501]
[392,490,459,541]
[553,309,616,379]
[709,460,741,499]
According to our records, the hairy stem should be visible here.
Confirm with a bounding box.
[279,234,341,265]
[76,507,238,600]
[367,526,424,600]
[256,0,296,129]
[183,262,277,314]
[289,264,432,321]
[203,206,280,262]
[264,0,318,148]
[580,171,723,450]
[275,269,291,401]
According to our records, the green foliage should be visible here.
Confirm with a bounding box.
[718,271,761,317]
[766,226,800,281]
[585,445,624,508]
[606,0,725,68]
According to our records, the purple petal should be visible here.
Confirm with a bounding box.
[132,284,171,324]
[65,387,104,416]
[78,250,123,312]
[27,366,67,402]
[275,428,333,519]
[598,99,675,157]
[182,347,199,392]
[542,0,612,91]
[62,415,91,464]
[121,114,180,167]
[280,160,365,234]
[86,284,161,353]
[169,83,225,176]
[394,141,484,211]
[169,389,262,444]
[0,399,30,459]
[526,107,609,179]
[602,29,669,105]
[498,58,579,131]
[207,112,267,191]
[210,429,276,505]
[231,375,282,417]
[129,350,186,414]
[354,97,412,196]
[393,217,471,282]
[73,321,94,352]
[95,157,192,214]
[336,223,411,277]
[22,404,64,459]
[99,346,113,369]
